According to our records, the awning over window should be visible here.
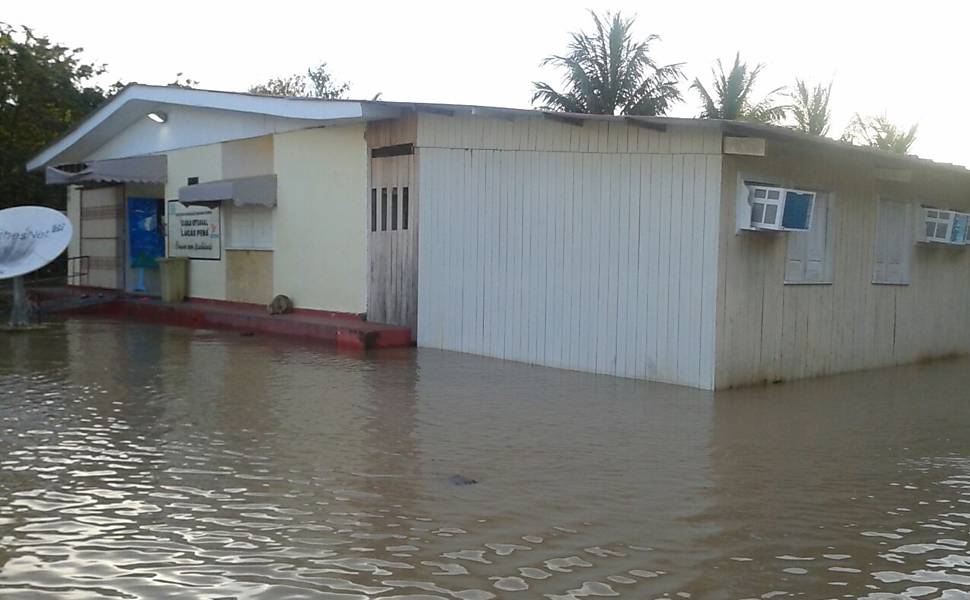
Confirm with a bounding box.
[46,155,167,185]
[178,175,277,207]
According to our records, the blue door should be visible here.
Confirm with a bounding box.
[127,197,164,292]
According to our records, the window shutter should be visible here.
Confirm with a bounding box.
[782,191,815,230]
[785,194,830,283]
[785,230,808,282]
[253,208,274,249]
[804,196,828,281]
[873,198,911,284]
[227,205,274,250]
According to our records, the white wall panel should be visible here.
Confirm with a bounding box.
[417,118,722,388]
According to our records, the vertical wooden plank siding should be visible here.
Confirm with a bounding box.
[366,119,420,337]
[416,116,722,389]
[78,185,125,289]
[716,151,970,388]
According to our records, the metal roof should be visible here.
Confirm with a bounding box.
[28,84,970,179]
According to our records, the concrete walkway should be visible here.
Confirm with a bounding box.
[34,287,412,350]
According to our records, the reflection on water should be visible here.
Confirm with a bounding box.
[0,318,968,599]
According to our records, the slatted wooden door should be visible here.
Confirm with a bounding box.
[79,185,125,290]
[368,153,418,338]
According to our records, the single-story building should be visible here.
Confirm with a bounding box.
[27,84,970,390]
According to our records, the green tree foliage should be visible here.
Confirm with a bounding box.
[0,23,112,209]
[841,114,918,154]
[692,53,787,123]
[167,72,199,88]
[249,62,350,99]
[532,11,683,116]
[790,79,832,136]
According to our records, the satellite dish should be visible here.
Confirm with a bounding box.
[0,206,73,280]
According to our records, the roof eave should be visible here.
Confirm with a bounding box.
[28,84,403,171]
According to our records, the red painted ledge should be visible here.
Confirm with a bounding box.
[47,292,411,351]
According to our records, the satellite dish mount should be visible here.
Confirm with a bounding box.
[0,206,73,328]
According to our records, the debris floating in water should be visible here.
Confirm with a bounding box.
[448,474,478,486]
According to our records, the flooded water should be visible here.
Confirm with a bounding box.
[1,318,969,600]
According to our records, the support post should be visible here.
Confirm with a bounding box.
[8,276,30,327]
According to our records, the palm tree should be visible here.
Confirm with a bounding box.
[790,79,832,136]
[531,11,684,116]
[691,53,787,123]
[841,114,918,154]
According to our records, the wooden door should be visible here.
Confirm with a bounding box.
[367,153,418,338]
[79,185,125,290]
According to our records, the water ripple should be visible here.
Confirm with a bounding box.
[1,318,969,598]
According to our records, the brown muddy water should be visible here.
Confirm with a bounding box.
[1,318,969,600]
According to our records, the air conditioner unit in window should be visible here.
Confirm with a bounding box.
[917,207,969,245]
[955,212,970,244]
[746,185,815,232]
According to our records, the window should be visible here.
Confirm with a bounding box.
[873,198,912,285]
[371,188,377,232]
[749,186,783,228]
[226,204,273,250]
[922,208,954,243]
[391,187,398,230]
[742,183,815,232]
[402,187,409,230]
[782,191,815,230]
[953,212,970,244]
[371,186,410,233]
[381,188,388,231]
[785,193,833,284]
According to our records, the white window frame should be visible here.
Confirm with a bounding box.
[872,197,913,285]
[736,174,815,233]
[749,185,785,229]
[784,191,834,285]
[920,207,955,244]
[225,203,274,251]
[736,173,784,232]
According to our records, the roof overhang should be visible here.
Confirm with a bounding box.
[178,174,277,207]
[28,86,970,180]
[720,120,970,177]
[27,84,402,171]
[45,155,167,185]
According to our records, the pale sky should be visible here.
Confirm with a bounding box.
[7,1,970,165]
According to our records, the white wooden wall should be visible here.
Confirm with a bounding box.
[416,116,722,389]
[716,150,970,388]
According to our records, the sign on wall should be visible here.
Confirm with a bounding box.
[168,201,221,260]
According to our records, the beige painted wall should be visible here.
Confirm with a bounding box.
[226,250,274,304]
[273,125,368,313]
[165,143,226,300]
[715,143,970,389]
[222,136,274,179]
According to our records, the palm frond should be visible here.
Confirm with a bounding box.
[790,79,832,135]
[531,11,683,116]
[842,113,918,154]
[692,52,786,123]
